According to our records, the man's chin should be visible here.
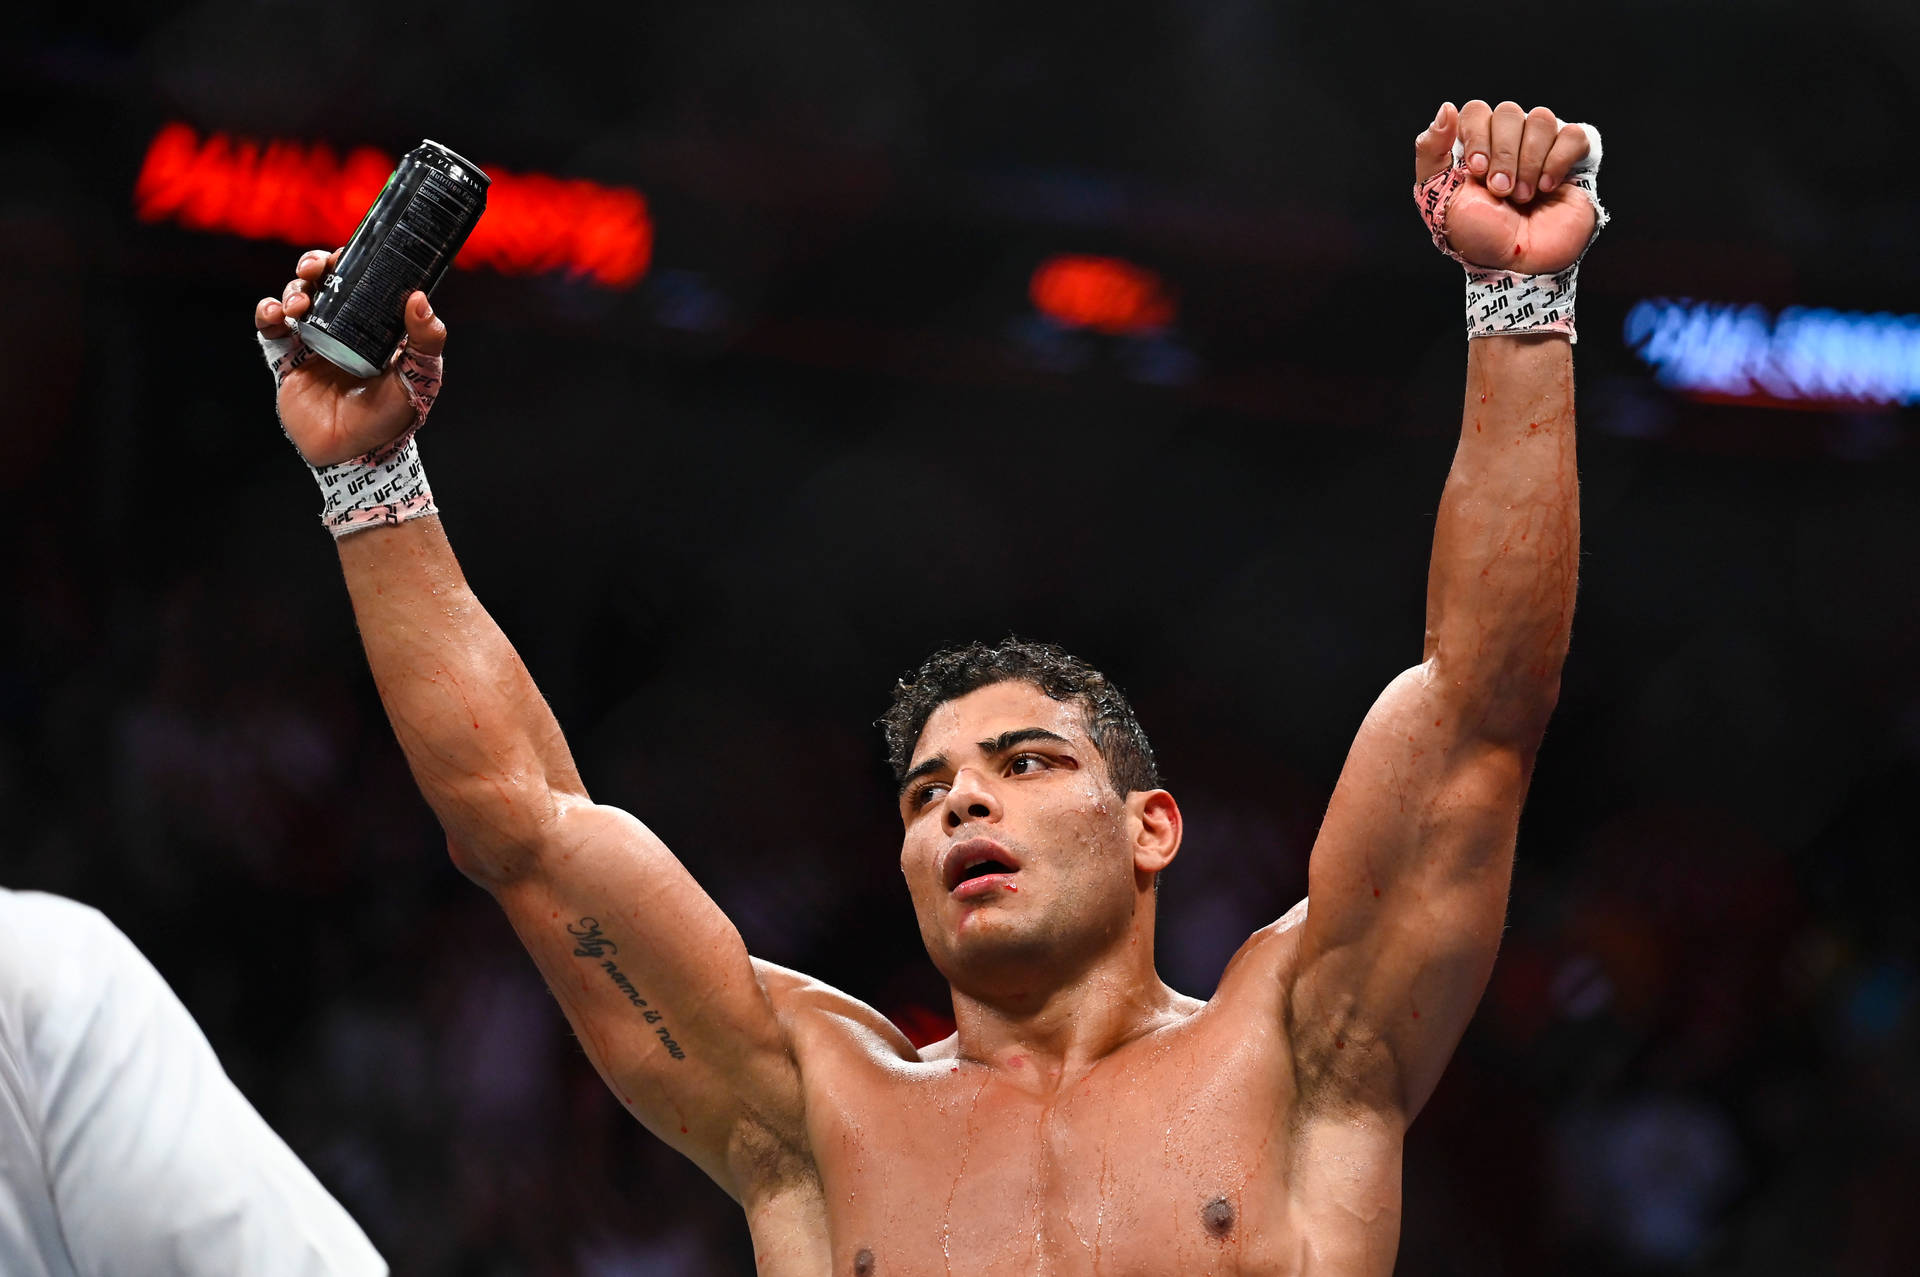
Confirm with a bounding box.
[932,916,1062,989]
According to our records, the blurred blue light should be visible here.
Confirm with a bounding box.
[1623,298,1920,405]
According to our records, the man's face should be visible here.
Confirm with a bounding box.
[897,680,1143,992]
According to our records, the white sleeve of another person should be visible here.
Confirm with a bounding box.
[0,889,387,1277]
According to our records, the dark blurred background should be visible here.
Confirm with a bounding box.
[5,1,1917,1272]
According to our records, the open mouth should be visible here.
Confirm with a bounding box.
[956,859,1016,884]
[943,836,1024,894]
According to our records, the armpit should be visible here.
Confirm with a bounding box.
[1282,956,1409,1120]
[729,1098,818,1196]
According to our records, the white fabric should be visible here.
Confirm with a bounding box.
[0,890,386,1276]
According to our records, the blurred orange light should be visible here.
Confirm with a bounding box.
[134,123,653,288]
[1029,254,1174,335]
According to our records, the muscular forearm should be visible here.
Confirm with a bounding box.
[1423,333,1579,744]
[337,517,583,872]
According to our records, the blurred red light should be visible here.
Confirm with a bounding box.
[1029,254,1174,335]
[134,123,653,288]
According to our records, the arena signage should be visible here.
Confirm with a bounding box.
[1029,254,1175,335]
[1625,298,1920,407]
[134,123,653,288]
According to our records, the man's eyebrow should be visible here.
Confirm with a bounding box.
[897,728,1073,797]
[978,727,1072,756]
[898,754,948,796]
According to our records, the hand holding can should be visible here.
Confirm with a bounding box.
[297,140,489,378]
[254,250,448,469]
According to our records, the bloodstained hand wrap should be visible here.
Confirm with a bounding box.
[1414,123,1607,342]
[258,327,442,537]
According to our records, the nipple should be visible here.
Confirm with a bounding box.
[854,1246,875,1275]
[1202,1195,1235,1238]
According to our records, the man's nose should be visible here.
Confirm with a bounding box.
[943,767,999,829]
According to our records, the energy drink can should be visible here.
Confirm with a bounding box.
[297,140,490,378]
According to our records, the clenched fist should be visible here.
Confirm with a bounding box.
[254,248,447,468]
[1416,100,1597,275]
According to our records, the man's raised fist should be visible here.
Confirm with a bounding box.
[1415,100,1598,275]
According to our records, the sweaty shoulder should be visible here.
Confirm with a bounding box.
[1208,896,1310,1011]
[752,959,921,1065]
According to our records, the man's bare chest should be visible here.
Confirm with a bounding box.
[803,1028,1300,1275]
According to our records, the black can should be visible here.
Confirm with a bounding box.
[297,140,490,378]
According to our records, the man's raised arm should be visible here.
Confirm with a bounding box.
[252,252,807,1204]
[1284,101,1603,1118]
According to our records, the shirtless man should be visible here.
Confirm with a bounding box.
[253,99,1603,1273]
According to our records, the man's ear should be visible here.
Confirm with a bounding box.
[1129,789,1182,875]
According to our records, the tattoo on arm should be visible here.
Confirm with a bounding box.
[565,917,687,1060]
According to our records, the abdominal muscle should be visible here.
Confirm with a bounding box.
[741,989,1406,1277]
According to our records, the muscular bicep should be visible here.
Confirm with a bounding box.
[1286,663,1530,1116]
[487,800,806,1200]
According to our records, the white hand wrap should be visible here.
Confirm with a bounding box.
[1414,123,1608,342]
[258,327,442,537]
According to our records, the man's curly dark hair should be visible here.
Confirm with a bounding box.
[880,638,1162,797]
